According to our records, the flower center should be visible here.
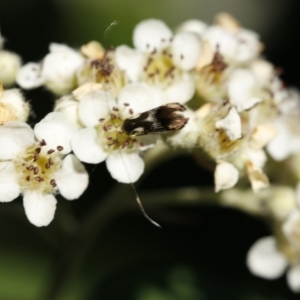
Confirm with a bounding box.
[96,106,140,152]
[15,140,64,194]
[91,53,126,96]
[143,49,178,85]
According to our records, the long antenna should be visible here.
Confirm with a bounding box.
[101,21,161,228]
[104,21,119,43]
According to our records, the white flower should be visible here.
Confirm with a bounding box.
[115,19,201,104]
[214,160,239,192]
[215,107,242,140]
[71,82,159,183]
[17,43,85,95]
[267,88,300,161]
[34,111,79,155]
[77,48,127,98]
[0,121,88,226]
[176,19,208,37]
[203,22,260,64]
[227,69,262,112]
[0,87,30,124]
[0,50,22,87]
[54,94,80,126]
[247,236,300,293]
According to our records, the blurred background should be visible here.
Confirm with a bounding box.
[0,0,300,299]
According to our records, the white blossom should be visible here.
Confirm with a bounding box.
[215,107,242,140]
[0,121,88,226]
[227,69,262,112]
[115,19,201,104]
[214,160,239,192]
[71,82,159,183]
[0,51,22,87]
[17,43,85,95]
[0,87,30,124]
[247,236,300,293]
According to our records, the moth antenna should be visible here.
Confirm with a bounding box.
[130,182,162,228]
[100,23,161,228]
[104,20,119,42]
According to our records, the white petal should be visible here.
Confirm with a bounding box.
[16,62,44,89]
[247,166,269,192]
[245,149,267,169]
[42,43,84,95]
[215,107,241,141]
[287,264,300,293]
[235,29,260,63]
[171,32,202,71]
[78,90,115,127]
[282,209,300,245]
[34,112,77,154]
[204,26,237,58]
[0,88,29,122]
[266,120,291,161]
[246,236,288,279]
[72,82,103,100]
[23,191,57,227]
[106,152,144,183]
[163,73,195,104]
[115,45,145,82]
[0,121,34,160]
[214,161,239,192]
[133,19,172,52]
[55,154,88,200]
[0,161,20,202]
[54,95,79,126]
[71,128,107,164]
[250,124,277,149]
[250,60,274,85]
[118,82,160,117]
[228,69,261,112]
[177,19,208,37]
[0,50,22,87]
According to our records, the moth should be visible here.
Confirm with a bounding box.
[121,103,189,228]
[122,102,189,136]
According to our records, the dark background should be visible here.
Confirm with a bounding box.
[0,1,299,299]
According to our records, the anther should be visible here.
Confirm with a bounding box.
[26,176,30,181]
[35,147,41,154]
[57,146,64,151]
[129,109,133,115]
[99,118,105,122]
[112,107,119,112]
[49,158,54,165]
[27,165,34,171]
[45,162,50,169]
[34,167,39,175]
[47,149,55,154]
[123,103,129,106]
[40,139,46,146]
[34,176,44,182]
[50,179,56,187]
[34,153,39,161]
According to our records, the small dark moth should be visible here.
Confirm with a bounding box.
[122,102,189,136]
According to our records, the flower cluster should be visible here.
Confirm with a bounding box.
[1,12,300,292]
